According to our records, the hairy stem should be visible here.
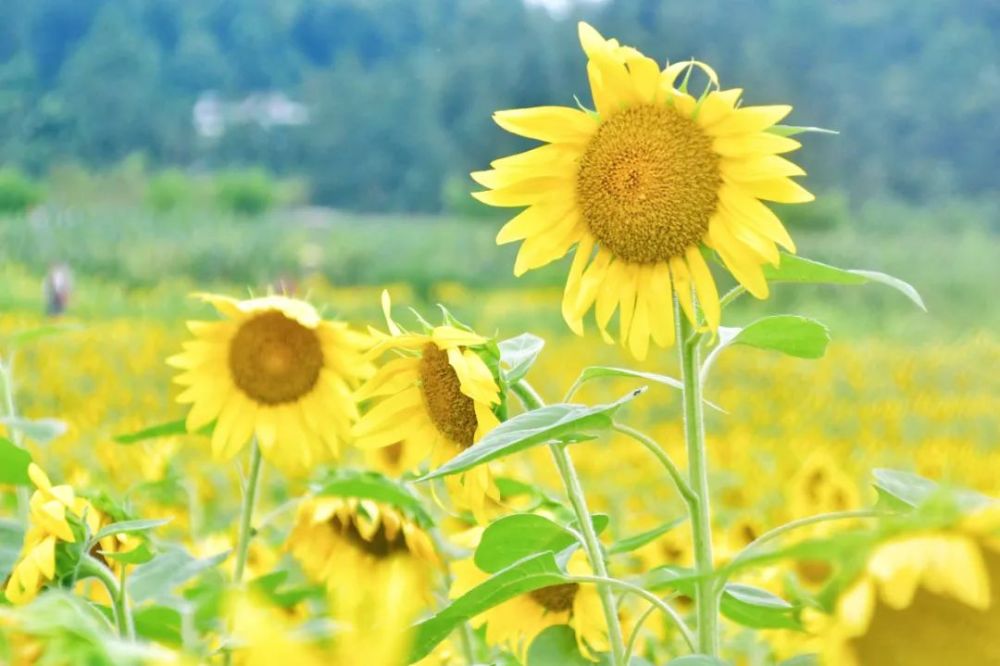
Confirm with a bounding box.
[0,356,31,521]
[223,440,263,666]
[512,381,627,666]
[677,302,719,656]
[80,555,133,639]
[612,422,697,510]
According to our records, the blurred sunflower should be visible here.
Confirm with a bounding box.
[353,293,503,521]
[451,550,607,661]
[4,465,104,604]
[287,495,439,594]
[814,507,1000,665]
[168,294,370,473]
[473,22,812,359]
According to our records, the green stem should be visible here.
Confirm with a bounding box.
[717,509,881,590]
[223,440,263,666]
[612,422,697,510]
[0,356,30,522]
[512,381,627,666]
[80,555,132,639]
[623,602,657,664]
[233,440,263,584]
[568,575,696,653]
[676,301,719,656]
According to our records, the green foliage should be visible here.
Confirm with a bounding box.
[717,316,830,361]
[313,469,434,527]
[527,625,608,665]
[420,388,646,481]
[214,169,277,217]
[0,168,42,214]
[145,169,197,213]
[475,513,583,573]
[0,437,32,485]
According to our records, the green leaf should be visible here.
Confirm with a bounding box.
[0,518,24,575]
[767,125,838,137]
[763,253,926,311]
[475,513,606,574]
[419,388,645,481]
[3,323,82,349]
[0,437,32,485]
[409,552,570,662]
[100,541,156,565]
[0,417,67,444]
[498,333,545,384]
[114,418,211,445]
[527,624,609,665]
[314,469,433,527]
[93,518,171,542]
[872,468,989,511]
[572,366,683,393]
[128,547,229,603]
[133,605,183,646]
[667,656,730,665]
[609,517,686,556]
[726,316,830,359]
[722,584,801,630]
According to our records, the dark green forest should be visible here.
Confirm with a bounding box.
[1,0,997,213]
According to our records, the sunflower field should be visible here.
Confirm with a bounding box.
[2,18,1000,666]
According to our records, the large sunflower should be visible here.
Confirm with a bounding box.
[167,294,370,473]
[812,507,1000,665]
[473,22,812,359]
[352,293,503,522]
[451,549,608,661]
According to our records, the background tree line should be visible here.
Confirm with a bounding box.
[0,0,997,217]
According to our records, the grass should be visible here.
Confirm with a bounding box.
[1,205,997,341]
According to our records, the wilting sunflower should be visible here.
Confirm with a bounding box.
[451,549,608,661]
[473,22,812,359]
[813,506,1000,665]
[4,465,104,604]
[352,293,503,521]
[168,294,370,473]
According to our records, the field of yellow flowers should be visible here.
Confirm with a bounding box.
[4,19,1000,666]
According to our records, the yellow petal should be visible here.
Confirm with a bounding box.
[686,247,721,331]
[493,106,596,143]
[707,105,792,135]
[741,178,815,204]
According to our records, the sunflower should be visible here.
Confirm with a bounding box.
[352,293,503,521]
[4,465,105,604]
[287,495,439,593]
[813,507,1000,665]
[473,22,812,359]
[451,549,608,661]
[167,294,370,473]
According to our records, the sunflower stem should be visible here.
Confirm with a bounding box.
[224,439,263,666]
[0,355,31,522]
[512,381,627,666]
[233,440,263,584]
[80,555,133,639]
[676,299,719,656]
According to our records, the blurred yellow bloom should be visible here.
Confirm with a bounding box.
[813,507,1000,665]
[4,464,105,605]
[168,293,371,473]
[451,549,607,661]
[353,292,503,521]
[473,21,811,359]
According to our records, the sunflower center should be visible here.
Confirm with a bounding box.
[332,513,409,560]
[576,104,721,264]
[418,343,478,447]
[530,583,579,613]
[228,311,323,405]
[850,550,1000,664]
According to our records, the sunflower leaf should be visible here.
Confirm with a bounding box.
[764,253,926,311]
[718,315,830,360]
[476,513,606,574]
[722,583,801,629]
[418,388,646,481]
[872,468,990,512]
[0,437,32,485]
[3,323,82,349]
[313,469,434,527]
[498,333,545,384]
[114,418,212,445]
[0,417,67,444]
[609,517,687,555]
[93,518,172,542]
[128,547,229,603]
[528,624,611,665]
[0,518,24,576]
[409,551,570,662]
[768,124,838,137]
